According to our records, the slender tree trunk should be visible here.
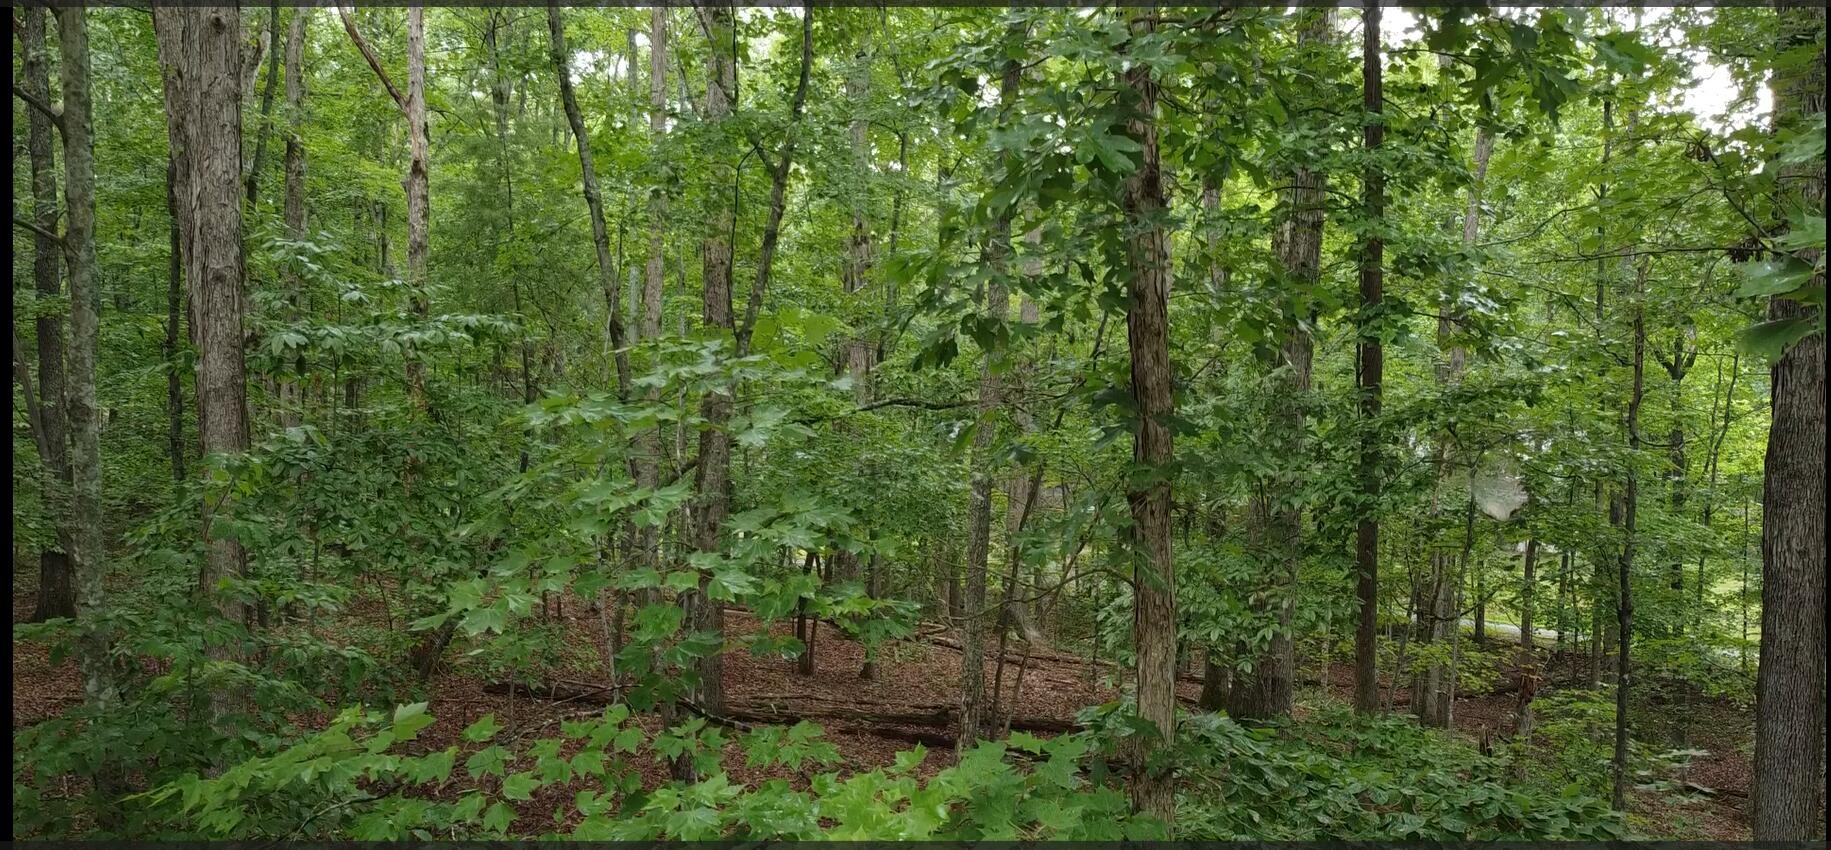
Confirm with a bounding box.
[62,5,119,724]
[688,1,739,717]
[1120,10,1176,827]
[1353,0,1384,714]
[956,22,1024,752]
[1414,124,1491,727]
[1613,262,1646,811]
[1520,538,1539,665]
[165,161,187,483]
[403,8,430,407]
[546,4,632,399]
[22,7,77,623]
[1753,6,1827,838]
[548,7,641,690]
[277,8,308,429]
[243,0,281,205]
[642,6,666,341]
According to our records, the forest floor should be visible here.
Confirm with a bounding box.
[9,584,1753,839]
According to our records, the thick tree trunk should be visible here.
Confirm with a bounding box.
[1121,11,1176,827]
[156,6,251,627]
[22,7,77,623]
[1753,6,1827,838]
[1353,0,1384,715]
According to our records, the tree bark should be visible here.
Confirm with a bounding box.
[1613,261,1646,811]
[642,6,667,341]
[165,161,187,483]
[1232,11,1330,723]
[688,2,739,718]
[957,25,1021,752]
[403,8,430,407]
[1753,5,1827,839]
[243,0,281,206]
[1121,10,1176,827]
[1353,0,1384,715]
[1414,123,1491,728]
[546,4,632,399]
[156,5,251,627]
[22,7,77,623]
[60,4,121,723]
[277,7,308,428]
[1520,538,1539,666]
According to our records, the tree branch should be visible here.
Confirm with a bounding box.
[13,215,62,247]
[336,7,407,114]
[11,81,63,131]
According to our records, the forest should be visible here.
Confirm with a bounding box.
[8,1,1826,842]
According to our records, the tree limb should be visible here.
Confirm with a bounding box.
[336,7,406,114]
[11,81,63,131]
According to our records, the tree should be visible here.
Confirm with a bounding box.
[1231,10,1331,723]
[1120,10,1176,825]
[1352,0,1384,715]
[57,5,115,727]
[1752,4,1826,840]
[19,6,77,623]
[957,18,1022,752]
[155,5,251,626]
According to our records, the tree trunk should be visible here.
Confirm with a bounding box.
[957,28,1021,752]
[277,7,308,429]
[1353,0,1384,715]
[403,7,430,407]
[688,1,739,718]
[156,5,251,628]
[1613,262,1646,811]
[22,7,77,623]
[546,4,632,398]
[642,6,666,341]
[1121,10,1176,827]
[1232,22,1329,725]
[1520,538,1539,665]
[1414,123,1491,728]
[1753,6,1827,838]
[61,4,120,725]
[165,161,187,483]
[243,0,281,206]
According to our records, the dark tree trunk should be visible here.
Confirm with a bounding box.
[165,161,187,483]
[1753,6,1827,838]
[22,7,77,623]
[1353,0,1384,715]
[1612,263,1646,811]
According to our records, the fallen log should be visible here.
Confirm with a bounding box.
[488,679,1083,736]
[483,679,616,703]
